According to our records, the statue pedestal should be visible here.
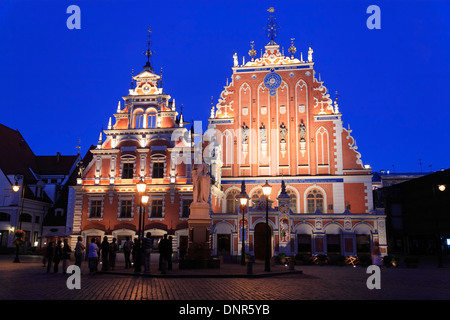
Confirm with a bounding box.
[179,202,220,269]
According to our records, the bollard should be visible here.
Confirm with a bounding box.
[289,259,295,271]
[247,261,253,275]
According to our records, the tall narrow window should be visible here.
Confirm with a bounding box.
[120,200,132,218]
[122,162,134,179]
[152,162,164,178]
[307,189,324,213]
[151,199,163,218]
[148,111,157,128]
[226,190,238,213]
[286,189,298,213]
[182,199,192,218]
[135,112,144,129]
[89,200,102,218]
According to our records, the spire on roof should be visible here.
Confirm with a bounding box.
[143,25,154,72]
[265,7,279,45]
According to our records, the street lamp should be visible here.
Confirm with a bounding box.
[12,174,24,263]
[135,178,147,272]
[434,183,446,268]
[141,195,149,240]
[236,181,249,266]
[262,180,272,272]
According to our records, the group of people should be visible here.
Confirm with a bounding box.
[43,233,174,275]
[43,238,72,273]
[86,236,119,275]
[122,233,173,273]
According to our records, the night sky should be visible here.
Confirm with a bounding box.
[1,0,449,174]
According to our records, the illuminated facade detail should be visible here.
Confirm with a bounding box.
[207,11,387,261]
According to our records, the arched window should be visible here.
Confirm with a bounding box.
[307,189,324,213]
[226,189,239,213]
[286,189,298,213]
[250,189,263,207]
[135,111,144,129]
[147,111,157,128]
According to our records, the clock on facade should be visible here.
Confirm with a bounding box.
[264,72,282,90]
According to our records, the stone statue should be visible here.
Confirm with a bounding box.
[308,46,313,63]
[242,122,249,144]
[192,163,211,203]
[260,123,267,144]
[280,122,287,143]
[299,122,306,141]
[233,52,238,67]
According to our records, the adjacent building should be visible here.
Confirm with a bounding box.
[71,41,195,255]
[0,123,79,252]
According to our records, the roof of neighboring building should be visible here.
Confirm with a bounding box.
[35,154,79,175]
[0,123,39,182]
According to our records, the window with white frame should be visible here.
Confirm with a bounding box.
[307,189,324,213]
[120,200,133,218]
[150,199,163,218]
[89,199,103,218]
[181,198,192,218]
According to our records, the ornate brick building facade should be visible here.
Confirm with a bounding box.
[206,12,387,262]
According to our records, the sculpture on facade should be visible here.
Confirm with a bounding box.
[192,162,211,203]
[280,122,288,143]
[242,122,249,144]
[299,121,306,141]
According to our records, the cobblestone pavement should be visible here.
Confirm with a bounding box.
[0,254,449,302]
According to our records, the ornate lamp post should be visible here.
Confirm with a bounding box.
[135,178,147,272]
[12,174,24,263]
[141,195,149,240]
[236,181,249,266]
[262,180,272,272]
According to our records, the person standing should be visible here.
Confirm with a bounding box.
[142,232,153,273]
[53,240,62,273]
[109,238,118,271]
[88,238,99,275]
[123,236,133,269]
[167,236,173,270]
[74,236,85,269]
[62,239,72,274]
[101,236,110,271]
[158,234,170,271]
[132,238,139,268]
[45,241,54,273]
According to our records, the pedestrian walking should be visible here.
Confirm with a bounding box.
[53,240,62,273]
[123,236,133,269]
[88,238,99,275]
[109,238,118,271]
[101,236,110,271]
[62,239,72,274]
[45,241,54,273]
[74,236,85,269]
[142,232,153,273]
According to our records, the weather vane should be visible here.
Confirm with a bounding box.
[143,25,154,71]
[265,7,279,44]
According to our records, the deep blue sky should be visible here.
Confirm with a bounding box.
[1,0,449,174]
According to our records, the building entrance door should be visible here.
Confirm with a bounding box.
[254,222,271,261]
